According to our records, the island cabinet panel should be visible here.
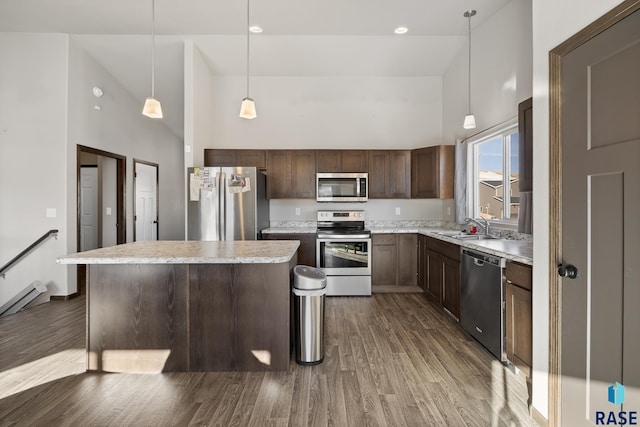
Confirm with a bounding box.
[189,262,292,371]
[85,260,294,373]
[87,264,190,372]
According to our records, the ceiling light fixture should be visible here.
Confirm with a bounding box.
[463,9,476,129]
[142,0,163,119]
[249,25,263,33]
[239,0,257,119]
[394,26,408,35]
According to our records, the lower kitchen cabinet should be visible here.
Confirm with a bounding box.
[372,233,419,292]
[419,236,460,319]
[261,233,316,267]
[505,261,532,376]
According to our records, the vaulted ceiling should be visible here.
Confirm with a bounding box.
[1,0,512,137]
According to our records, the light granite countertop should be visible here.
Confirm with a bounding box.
[262,225,533,265]
[57,240,300,265]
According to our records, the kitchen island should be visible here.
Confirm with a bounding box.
[57,240,299,373]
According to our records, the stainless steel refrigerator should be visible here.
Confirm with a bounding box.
[187,167,269,241]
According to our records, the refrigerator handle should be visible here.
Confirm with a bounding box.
[219,172,226,240]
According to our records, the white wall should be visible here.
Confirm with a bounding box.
[0,32,186,303]
[67,37,185,254]
[193,74,443,152]
[443,0,533,143]
[0,33,70,306]
[530,0,622,419]
[101,156,117,247]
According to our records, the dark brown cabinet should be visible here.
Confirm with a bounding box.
[262,233,316,267]
[371,233,418,292]
[411,145,455,199]
[368,150,411,198]
[266,150,316,199]
[419,236,460,319]
[505,261,532,376]
[317,150,368,172]
[518,98,533,193]
[204,149,266,169]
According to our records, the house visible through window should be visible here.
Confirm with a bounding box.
[467,121,519,224]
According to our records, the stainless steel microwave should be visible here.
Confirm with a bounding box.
[316,173,368,202]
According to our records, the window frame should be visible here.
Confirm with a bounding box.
[466,118,519,230]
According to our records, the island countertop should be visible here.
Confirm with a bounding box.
[57,240,300,265]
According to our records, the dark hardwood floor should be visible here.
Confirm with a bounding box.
[0,294,536,426]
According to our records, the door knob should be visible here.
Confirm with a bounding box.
[557,264,579,279]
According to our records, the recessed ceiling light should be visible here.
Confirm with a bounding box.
[394,26,408,35]
[249,26,263,33]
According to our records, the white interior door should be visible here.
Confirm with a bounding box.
[560,8,640,425]
[80,166,99,251]
[135,161,158,241]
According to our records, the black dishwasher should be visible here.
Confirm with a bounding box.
[460,248,507,362]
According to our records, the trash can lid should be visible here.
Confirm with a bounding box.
[293,265,327,290]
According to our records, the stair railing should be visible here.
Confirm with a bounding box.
[0,229,58,279]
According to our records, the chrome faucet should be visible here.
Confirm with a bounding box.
[464,217,490,235]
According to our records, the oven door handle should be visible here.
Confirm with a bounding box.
[316,235,371,241]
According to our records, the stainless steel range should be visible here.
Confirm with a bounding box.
[316,210,371,296]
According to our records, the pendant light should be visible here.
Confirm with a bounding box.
[463,10,476,130]
[239,0,257,119]
[142,0,163,118]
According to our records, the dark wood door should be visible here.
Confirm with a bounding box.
[266,151,292,198]
[506,282,532,376]
[341,150,368,172]
[441,256,460,319]
[396,234,417,286]
[237,150,266,169]
[388,151,411,198]
[558,7,640,423]
[371,234,397,286]
[316,150,342,172]
[411,147,438,198]
[367,151,389,198]
[518,98,533,192]
[417,235,428,291]
[290,151,316,198]
[411,146,454,199]
[425,249,442,302]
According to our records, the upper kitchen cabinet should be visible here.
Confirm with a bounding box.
[518,98,533,192]
[204,149,266,169]
[368,150,411,198]
[267,150,316,199]
[411,145,455,199]
[317,150,368,173]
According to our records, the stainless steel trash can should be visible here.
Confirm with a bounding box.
[292,265,327,365]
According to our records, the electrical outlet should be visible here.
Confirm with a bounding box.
[106,207,112,215]
[295,208,301,216]
[395,207,401,216]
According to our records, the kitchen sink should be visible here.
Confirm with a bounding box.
[453,234,499,241]
[433,231,499,240]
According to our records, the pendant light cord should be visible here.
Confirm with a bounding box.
[151,0,156,98]
[246,0,251,98]
[467,12,471,115]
